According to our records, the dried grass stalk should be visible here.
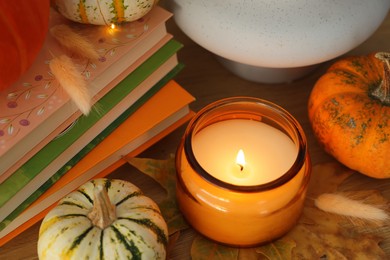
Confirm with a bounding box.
[50,55,91,115]
[315,193,389,222]
[50,24,99,61]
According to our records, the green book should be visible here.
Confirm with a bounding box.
[0,6,173,176]
[0,39,183,222]
[0,62,184,232]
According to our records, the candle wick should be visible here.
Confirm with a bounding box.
[238,163,244,171]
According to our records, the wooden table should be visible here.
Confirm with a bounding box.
[1,6,389,260]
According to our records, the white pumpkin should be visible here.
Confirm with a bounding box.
[52,0,159,25]
[38,178,168,259]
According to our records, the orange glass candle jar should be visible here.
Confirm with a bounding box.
[175,97,311,246]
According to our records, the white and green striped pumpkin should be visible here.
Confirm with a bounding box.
[38,178,168,260]
[51,0,159,25]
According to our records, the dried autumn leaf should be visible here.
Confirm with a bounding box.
[289,207,385,259]
[237,163,388,259]
[253,238,296,260]
[125,156,174,197]
[124,155,189,235]
[288,162,388,259]
[306,162,353,196]
[126,157,389,259]
[189,234,296,260]
[191,235,238,260]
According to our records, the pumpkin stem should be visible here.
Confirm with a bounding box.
[87,185,116,229]
[372,52,390,105]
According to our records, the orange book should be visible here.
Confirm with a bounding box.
[0,41,182,222]
[0,80,195,246]
[0,113,193,247]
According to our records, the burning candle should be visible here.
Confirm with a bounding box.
[192,119,297,186]
[176,97,311,246]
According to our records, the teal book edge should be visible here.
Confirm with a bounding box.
[0,39,183,207]
[0,62,184,231]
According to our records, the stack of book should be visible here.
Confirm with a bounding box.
[0,6,195,246]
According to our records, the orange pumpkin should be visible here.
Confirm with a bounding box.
[0,1,50,90]
[308,52,390,179]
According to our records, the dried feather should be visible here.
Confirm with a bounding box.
[50,24,99,61]
[315,193,389,222]
[50,55,91,115]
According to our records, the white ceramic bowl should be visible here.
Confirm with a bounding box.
[169,0,390,83]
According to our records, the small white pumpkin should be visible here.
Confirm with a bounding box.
[52,0,159,25]
[38,178,168,260]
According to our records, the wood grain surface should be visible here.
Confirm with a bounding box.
[1,5,389,260]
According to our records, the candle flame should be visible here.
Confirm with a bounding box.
[110,23,116,30]
[236,149,245,171]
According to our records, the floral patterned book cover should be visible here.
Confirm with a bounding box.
[0,6,172,176]
[0,39,183,226]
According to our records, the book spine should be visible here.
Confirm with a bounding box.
[0,39,183,208]
[0,63,184,232]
